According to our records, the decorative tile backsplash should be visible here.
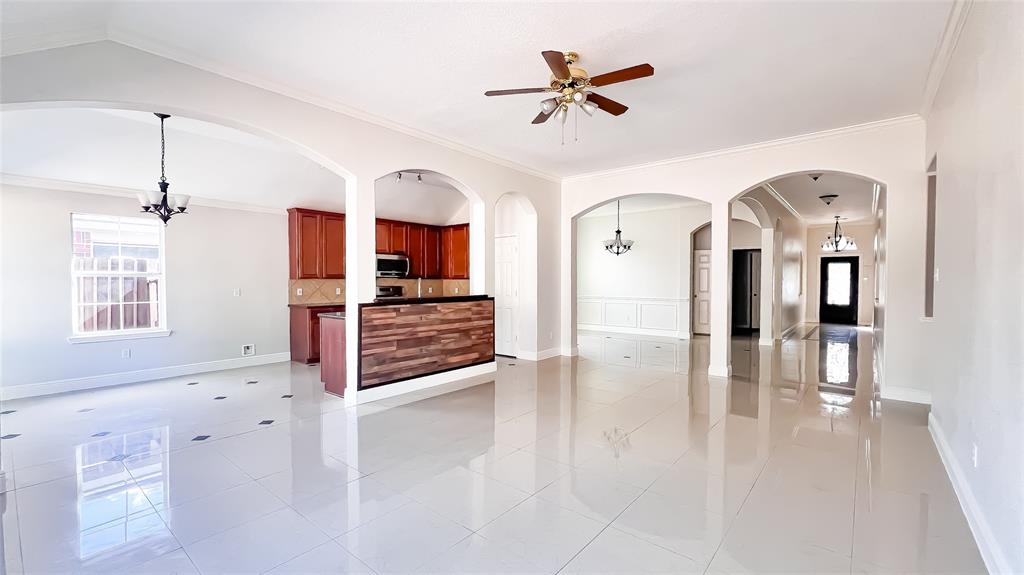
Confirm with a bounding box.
[288,278,470,303]
[288,279,345,305]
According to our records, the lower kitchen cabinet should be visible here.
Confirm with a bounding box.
[289,305,344,364]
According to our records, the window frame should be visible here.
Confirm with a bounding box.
[68,213,171,343]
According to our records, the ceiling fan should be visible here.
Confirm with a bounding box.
[484,51,654,126]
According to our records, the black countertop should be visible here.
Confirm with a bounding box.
[366,294,493,306]
[318,312,346,320]
[288,303,345,308]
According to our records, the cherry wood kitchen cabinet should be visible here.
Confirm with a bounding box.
[289,304,344,364]
[375,221,390,253]
[390,222,410,255]
[442,223,470,279]
[424,226,443,278]
[407,224,426,278]
[288,208,344,279]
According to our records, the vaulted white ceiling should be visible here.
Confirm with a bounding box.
[0,108,467,225]
[2,1,953,177]
[767,173,876,225]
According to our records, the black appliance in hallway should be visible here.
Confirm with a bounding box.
[731,249,761,333]
[820,255,859,325]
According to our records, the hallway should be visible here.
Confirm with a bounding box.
[0,327,984,574]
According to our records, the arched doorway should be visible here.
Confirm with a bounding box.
[570,193,710,369]
[493,193,539,358]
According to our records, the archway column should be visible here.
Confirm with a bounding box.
[344,174,376,406]
[709,200,732,378]
[759,227,776,347]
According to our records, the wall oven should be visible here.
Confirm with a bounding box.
[375,254,410,278]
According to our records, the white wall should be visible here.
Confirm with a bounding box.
[0,184,288,397]
[0,41,562,400]
[560,118,925,389]
[924,2,1023,572]
[805,222,876,326]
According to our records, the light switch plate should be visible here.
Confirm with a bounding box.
[232,288,242,297]
[296,288,303,296]
[335,287,342,295]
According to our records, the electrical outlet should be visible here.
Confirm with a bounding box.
[296,288,303,296]
[121,349,131,359]
[242,344,255,357]
[972,443,979,468]
[335,287,342,295]
[934,267,940,283]
[233,288,242,297]
[427,287,434,294]
[454,287,460,294]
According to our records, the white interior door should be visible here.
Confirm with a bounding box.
[692,249,712,335]
[495,236,519,356]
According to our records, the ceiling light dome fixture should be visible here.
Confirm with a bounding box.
[822,215,857,252]
[603,201,634,255]
[137,113,190,225]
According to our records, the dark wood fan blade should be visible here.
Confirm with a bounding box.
[484,88,550,96]
[532,106,556,124]
[589,64,654,87]
[542,50,571,81]
[587,92,629,116]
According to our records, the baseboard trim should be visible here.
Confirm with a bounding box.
[928,412,1011,575]
[578,324,688,339]
[0,352,292,401]
[780,323,801,340]
[518,348,560,362]
[353,361,497,405]
[880,386,933,405]
[708,364,732,379]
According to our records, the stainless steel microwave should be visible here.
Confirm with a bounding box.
[376,254,410,278]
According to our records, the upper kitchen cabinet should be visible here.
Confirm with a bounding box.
[375,220,390,253]
[424,226,443,278]
[288,208,344,279]
[442,223,470,279]
[390,221,410,255]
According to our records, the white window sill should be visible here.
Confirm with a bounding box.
[68,329,173,344]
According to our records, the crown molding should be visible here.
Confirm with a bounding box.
[100,30,561,184]
[806,218,875,229]
[0,25,108,57]
[920,0,973,117]
[0,173,286,215]
[761,182,804,223]
[563,115,923,182]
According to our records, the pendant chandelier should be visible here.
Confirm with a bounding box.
[603,201,634,255]
[822,215,857,252]
[136,113,190,225]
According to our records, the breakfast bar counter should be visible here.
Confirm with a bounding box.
[319,295,495,401]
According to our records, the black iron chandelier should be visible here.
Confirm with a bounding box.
[603,201,634,255]
[822,215,858,252]
[136,113,190,225]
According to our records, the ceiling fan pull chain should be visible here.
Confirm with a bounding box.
[575,105,579,143]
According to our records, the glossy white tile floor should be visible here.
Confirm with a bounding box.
[0,325,986,574]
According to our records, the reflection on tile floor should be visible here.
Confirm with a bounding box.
[0,325,985,574]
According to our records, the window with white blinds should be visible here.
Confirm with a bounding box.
[70,214,166,336]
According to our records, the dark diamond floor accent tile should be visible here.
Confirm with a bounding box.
[92,431,111,437]
[214,396,227,400]
[246,380,258,384]
[281,394,293,399]
[1,434,20,440]
[108,454,128,461]
[187,382,199,386]
[192,435,211,441]
[258,420,274,425]
[0,410,15,415]
[78,408,94,413]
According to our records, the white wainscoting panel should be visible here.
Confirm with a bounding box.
[578,297,689,338]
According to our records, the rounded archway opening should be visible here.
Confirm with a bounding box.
[372,169,485,299]
[569,193,710,369]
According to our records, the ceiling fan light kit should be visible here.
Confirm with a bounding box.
[485,50,654,144]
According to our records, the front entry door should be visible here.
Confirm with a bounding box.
[820,256,859,325]
[692,249,712,335]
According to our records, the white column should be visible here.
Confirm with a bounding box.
[709,201,732,378]
[469,198,488,295]
[559,213,578,356]
[344,175,376,407]
[759,227,775,347]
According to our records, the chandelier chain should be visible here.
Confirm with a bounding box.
[159,115,167,183]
